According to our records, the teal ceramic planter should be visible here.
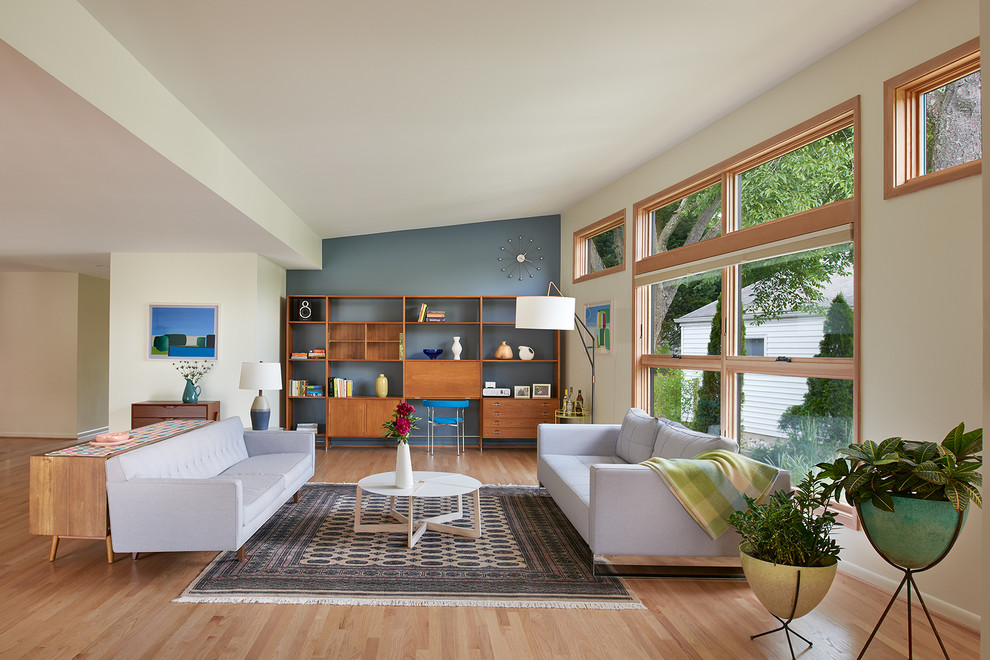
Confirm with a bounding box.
[857,496,967,569]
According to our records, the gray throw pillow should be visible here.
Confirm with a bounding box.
[615,408,662,464]
[652,420,738,459]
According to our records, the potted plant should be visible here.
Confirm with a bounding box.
[728,470,841,656]
[816,422,982,569]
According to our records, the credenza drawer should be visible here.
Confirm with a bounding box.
[131,401,220,429]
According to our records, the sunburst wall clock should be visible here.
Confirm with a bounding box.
[498,236,543,281]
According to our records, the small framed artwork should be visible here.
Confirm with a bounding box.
[584,300,613,354]
[532,383,551,399]
[148,304,219,360]
[513,385,531,399]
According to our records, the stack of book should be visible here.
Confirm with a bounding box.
[296,422,319,433]
[290,352,309,360]
[330,377,353,397]
[305,384,324,397]
[425,310,446,322]
[307,348,326,359]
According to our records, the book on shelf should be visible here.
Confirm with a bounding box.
[290,352,308,360]
[330,377,354,397]
[417,303,428,322]
[305,385,324,397]
[398,332,404,359]
[288,379,308,396]
[307,348,326,359]
[425,310,446,322]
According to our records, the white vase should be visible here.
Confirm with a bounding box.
[395,442,413,489]
[517,345,534,360]
[451,336,462,360]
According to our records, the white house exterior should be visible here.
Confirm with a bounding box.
[675,275,854,442]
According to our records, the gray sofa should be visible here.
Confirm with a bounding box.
[106,416,315,559]
[537,408,790,559]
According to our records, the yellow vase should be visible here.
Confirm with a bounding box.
[375,373,388,398]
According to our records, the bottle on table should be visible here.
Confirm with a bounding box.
[575,390,584,415]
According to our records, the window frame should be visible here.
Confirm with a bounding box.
[632,98,861,522]
[883,38,981,199]
[573,209,626,284]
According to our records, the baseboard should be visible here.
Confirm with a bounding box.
[838,564,980,629]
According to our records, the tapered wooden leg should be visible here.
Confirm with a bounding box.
[132,553,140,561]
[237,546,246,562]
[49,536,59,562]
[294,491,300,503]
[105,535,115,564]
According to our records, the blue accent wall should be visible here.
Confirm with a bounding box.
[286,215,561,295]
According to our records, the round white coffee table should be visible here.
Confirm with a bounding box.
[354,471,483,548]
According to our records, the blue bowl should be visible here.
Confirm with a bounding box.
[423,348,443,360]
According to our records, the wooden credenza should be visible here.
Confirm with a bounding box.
[481,399,554,439]
[131,400,220,428]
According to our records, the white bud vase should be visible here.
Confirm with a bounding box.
[451,336,462,360]
[395,442,413,489]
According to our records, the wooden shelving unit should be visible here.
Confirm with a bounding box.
[285,294,560,449]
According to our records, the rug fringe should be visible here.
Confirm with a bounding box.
[173,595,644,610]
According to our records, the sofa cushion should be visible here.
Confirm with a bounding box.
[221,452,311,488]
[615,408,663,464]
[540,454,626,506]
[115,417,249,480]
[651,420,738,458]
[237,473,288,524]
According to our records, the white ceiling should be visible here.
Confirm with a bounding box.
[1,0,916,277]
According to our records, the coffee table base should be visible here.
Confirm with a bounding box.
[354,487,481,548]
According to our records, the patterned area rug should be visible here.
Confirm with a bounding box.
[176,483,641,609]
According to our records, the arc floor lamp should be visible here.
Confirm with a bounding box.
[515,282,596,423]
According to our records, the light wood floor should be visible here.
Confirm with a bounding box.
[1,437,979,659]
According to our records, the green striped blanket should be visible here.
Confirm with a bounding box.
[640,449,779,539]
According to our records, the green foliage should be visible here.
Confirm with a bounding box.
[655,183,721,252]
[588,226,624,271]
[816,423,983,513]
[652,368,686,422]
[743,245,853,325]
[739,127,854,228]
[748,416,852,480]
[691,297,721,433]
[729,470,841,567]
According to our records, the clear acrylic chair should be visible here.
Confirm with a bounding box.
[422,399,468,455]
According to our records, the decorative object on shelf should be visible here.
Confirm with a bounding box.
[517,345,534,360]
[494,341,513,360]
[423,348,443,360]
[238,361,283,430]
[584,300,613,354]
[149,304,218,360]
[451,336,462,360]
[381,402,420,489]
[728,469,841,659]
[297,299,312,320]
[513,385,531,399]
[498,236,544,281]
[516,282,597,422]
[375,373,388,398]
[532,383,551,399]
[173,360,213,403]
[816,423,982,659]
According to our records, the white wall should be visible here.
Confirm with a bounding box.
[562,0,982,625]
[108,253,286,431]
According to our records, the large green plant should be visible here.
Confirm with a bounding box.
[728,471,841,568]
[816,423,983,513]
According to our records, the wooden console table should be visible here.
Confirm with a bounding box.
[28,419,212,562]
[131,400,220,428]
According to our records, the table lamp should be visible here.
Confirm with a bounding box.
[239,361,283,430]
[515,282,596,423]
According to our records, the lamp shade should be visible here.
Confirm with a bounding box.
[239,362,283,391]
[515,296,576,330]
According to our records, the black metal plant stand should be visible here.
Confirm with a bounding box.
[750,570,813,660]
[856,508,965,659]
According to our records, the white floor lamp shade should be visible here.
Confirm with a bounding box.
[239,361,283,430]
[514,295,576,330]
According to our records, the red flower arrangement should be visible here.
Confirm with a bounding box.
[381,401,420,444]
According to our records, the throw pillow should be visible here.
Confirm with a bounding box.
[615,408,662,464]
[652,421,738,459]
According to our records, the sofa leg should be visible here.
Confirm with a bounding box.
[237,546,246,562]
[294,490,300,503]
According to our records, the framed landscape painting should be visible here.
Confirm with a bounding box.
[149,304,218,360]
[584,301,612,354]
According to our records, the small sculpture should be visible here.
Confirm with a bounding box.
[494,341,513,360]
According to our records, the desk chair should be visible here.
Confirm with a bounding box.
[422,400,469,455]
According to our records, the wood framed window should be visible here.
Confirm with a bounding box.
[573,209,626,283]
[884,38,981,199]
[632,98,860,500]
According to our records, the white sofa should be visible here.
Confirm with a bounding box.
[537,408,790,560]
[106,416,315,559]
